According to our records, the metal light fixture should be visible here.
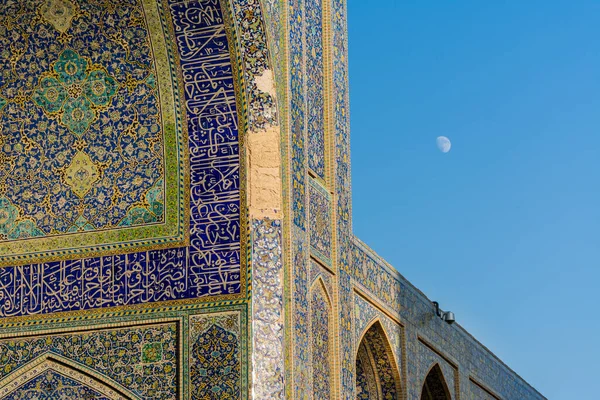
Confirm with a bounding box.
[433,301,455,325]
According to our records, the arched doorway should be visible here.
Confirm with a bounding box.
[0,354,136,399]
[355,321,401,399]
[420,364,452,400]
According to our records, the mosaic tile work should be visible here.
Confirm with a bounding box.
[292,225,310,398]
[352,240,401,306]
[0,0,243,317]
[354,294,402,368]
[309,258,334,295]
[0,322,177,399]
[282,0,548,395]
[306,0,326,179]
[355,345,378,400]
[351,238,545,399]
[279,0,548,396]
[189,312,241,400]
[4,370,109,400]
[288,0,309,392]
[329,0,354,393]
[417,343,457,400]
[289,0,307,230]
[310,282,332,399]
[228,0,277,130]
[0,0,187,265]
[362,322,402,400]
[259,0,286,125]
[470,379,500,400]
[309,180,332,263]
[251,219,285,399]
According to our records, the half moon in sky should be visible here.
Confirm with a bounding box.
[436,136,451,153]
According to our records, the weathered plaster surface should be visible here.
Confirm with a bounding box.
[247,124,283,219]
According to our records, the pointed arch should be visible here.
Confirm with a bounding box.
[310,275,334,399]
[355,320,402,400]
[0,353,138,399]
[310,274,333,305]
[420,363,452,400]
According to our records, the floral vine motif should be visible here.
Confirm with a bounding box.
[4,370,109,400]
[32,48,118,137]
[191,324,241,400]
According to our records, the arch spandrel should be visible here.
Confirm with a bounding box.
[354,320,402,400]
[0,354,139,400]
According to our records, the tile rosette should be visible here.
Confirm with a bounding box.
[0,0,188,265]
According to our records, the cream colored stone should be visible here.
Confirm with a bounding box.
[246,68,283,219]
[247,124,282,219]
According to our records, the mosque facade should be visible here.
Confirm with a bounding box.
[0,0,545,398]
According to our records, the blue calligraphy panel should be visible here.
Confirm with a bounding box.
[0,0,241,317]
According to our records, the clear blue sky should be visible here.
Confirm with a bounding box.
[347,1,599,398]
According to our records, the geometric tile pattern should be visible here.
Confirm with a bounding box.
[421,364,452,400]
[417,343,457,400]
[470,379,500,400]
[352,237,546,400]
[286,0,548,394]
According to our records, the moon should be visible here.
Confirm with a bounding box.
[436,136,451,153]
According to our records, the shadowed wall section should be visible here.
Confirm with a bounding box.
[421,364,452,400]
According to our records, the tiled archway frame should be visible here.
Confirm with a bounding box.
[353,291,403,372]
[0,354,139,400]
[354,320,403,400]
